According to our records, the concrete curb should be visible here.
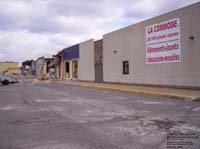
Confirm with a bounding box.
[54,82,187,100]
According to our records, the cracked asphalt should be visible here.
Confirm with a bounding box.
[0,83,200,149]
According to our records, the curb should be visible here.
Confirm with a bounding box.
[54,82,187,100]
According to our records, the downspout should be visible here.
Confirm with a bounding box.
[62,50,65,80]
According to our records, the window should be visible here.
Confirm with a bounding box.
[123,61,129,74]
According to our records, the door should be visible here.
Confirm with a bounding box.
[65,62,70,78]
[72,60,78,79]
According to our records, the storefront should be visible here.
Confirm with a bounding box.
[63,44,79,80]
[61,39,97,81]
[64,59,78,79]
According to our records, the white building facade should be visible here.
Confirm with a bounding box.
[103,3,200,87]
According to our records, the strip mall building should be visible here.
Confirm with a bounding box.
[60,39,103,82]
[49,2,200,88]
[103,2,200,88]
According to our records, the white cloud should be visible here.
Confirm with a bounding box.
[0,0,199,62]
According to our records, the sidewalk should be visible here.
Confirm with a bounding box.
[53,80,200,100]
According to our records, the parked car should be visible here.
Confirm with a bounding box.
[0,74,18,85]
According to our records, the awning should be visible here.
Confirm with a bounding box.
[48,57,60,67]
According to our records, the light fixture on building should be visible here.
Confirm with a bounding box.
[113,50,117,54]
[189,36,194,40]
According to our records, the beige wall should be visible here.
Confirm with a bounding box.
[103,3,200,87]
[78,39,95,81]
[0,62,19,74]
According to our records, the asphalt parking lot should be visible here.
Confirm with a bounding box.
[0,83,199,149]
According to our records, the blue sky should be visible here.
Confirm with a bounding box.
[0,0,199,62]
